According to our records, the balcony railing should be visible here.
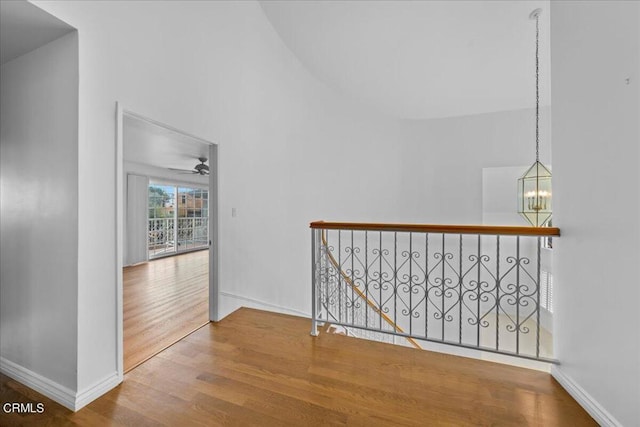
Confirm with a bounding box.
[310,221,560,362]
[148,217,208,258]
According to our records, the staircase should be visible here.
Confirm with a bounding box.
[317,229,421,348]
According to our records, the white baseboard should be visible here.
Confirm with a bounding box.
[0,357,76,411]
[218,291,308,319]
[75,372,120,410]
[551,365,622,427]
[1,357,120,411]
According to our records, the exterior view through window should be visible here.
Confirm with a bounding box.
[148,182,208,258]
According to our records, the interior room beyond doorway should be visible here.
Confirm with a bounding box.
[121,111,216,372]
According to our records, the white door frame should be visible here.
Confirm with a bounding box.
[115,102,219,380]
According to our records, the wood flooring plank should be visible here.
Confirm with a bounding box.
[0,308,597,426]
[123,250,210,372]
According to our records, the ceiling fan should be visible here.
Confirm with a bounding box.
[169,157,210,175]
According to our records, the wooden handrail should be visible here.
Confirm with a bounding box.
[310,221,560,237]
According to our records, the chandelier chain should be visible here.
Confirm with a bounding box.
[535,13,540,162]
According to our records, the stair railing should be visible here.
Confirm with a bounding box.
[310,221,560,363]
[318,229,421,348]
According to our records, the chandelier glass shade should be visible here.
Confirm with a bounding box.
[518,161,552,227]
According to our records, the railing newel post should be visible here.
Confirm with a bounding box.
[310,228,318,337]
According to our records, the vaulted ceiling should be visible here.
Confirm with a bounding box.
[2,0,552,173]
[260,0,550,120]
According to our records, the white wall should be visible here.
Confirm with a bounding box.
[0,32,79,391]
[551,2,639,425]
[32,0,407,396]
[482,166,532,226]
[29,0,554,407]
[397,107,551,225]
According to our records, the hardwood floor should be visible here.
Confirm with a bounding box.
[124,250,209,372]
[1,308,595,426]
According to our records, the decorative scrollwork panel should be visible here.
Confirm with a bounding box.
[312,227,554,361]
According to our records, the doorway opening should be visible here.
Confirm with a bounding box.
[116,106,218,374]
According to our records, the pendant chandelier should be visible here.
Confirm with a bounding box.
[518,8,552,227]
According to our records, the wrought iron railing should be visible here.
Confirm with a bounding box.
[318,230,421,348]
[148,217,208,258]
[310,221,560,362]
[149,218,175,257]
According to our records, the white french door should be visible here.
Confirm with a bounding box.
[148,182,209,259]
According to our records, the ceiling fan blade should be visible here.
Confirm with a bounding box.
[168,167,195,172]
[168,159,209,176]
